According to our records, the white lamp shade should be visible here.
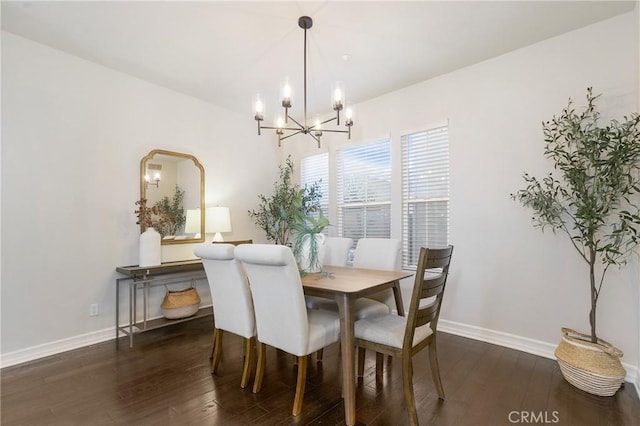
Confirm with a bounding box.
[206,207,232,234]
[184,209,202,234]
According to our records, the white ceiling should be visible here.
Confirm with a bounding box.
[1,1,635,119]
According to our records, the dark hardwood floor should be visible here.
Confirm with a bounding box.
[2,317,639,425]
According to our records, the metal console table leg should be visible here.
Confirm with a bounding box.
[115,261,212,349]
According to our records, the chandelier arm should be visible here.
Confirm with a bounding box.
[319,116,338,126]
[319,129,350,134]
[280,130,304,141]
[287,115,305,129]
[261,125,303,132]
[308,132,320,144]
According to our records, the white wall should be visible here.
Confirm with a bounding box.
[286,12,639,376]
[1,11,638,381]
[1,32,279,362]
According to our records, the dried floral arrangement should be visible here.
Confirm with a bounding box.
[135,185,186,237]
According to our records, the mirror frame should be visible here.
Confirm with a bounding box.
[140,149,205,245]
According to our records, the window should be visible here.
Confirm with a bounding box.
[301,153,329,224]
[401,126,450,268]
[336,139,392,247]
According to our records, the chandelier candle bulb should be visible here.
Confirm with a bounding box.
[282,82,292,107]
[253,95,264,135]
[276,117,285,146]
[345,107,353,120]
[334,88,343,103]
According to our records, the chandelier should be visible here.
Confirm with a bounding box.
[253,16,353,148]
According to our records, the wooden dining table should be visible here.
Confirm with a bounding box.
[301,265,414,426]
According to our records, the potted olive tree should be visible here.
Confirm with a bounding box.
[512,88,640,396]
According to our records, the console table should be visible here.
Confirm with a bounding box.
[115,259,211,348]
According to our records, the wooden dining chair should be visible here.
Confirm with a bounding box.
[193,243,255,389]
[235,244,341,416]
[354,245,454,426]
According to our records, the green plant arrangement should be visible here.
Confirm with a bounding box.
[292,192,330,273]
[135,185,186,237]
[248,156,322,245]
[512,88,639,396]
[153,184,186,237]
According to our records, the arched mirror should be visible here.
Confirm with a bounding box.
[140,149,205,245]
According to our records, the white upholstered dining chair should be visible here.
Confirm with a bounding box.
[193,243,255,389]
[353,238,402,313]
[235,244,341,416]
[323,236,354,267]
[307,238,390,320]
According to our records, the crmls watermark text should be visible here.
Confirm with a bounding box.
[508,411,560,424]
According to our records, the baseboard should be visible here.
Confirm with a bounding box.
[439,319,639,399]
[1,303,214,369]
[0,327,115,369]
[2,316,638,401]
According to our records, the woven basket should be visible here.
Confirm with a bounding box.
[554,327,625,396]
[161,284,201,320]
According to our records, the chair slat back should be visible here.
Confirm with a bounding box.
[420,274,447,299]
[424,254,451,269]
[414,302,438,328]
[403,246,453,348]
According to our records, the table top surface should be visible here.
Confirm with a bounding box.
[301,265,413,294]
[116,259,203,277]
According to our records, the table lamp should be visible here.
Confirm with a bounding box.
[184,209,202,238]
[206,206,232,242]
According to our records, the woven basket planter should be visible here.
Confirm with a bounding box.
[554,328,625,397]
[161,285,201,320]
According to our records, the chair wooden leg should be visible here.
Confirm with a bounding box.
[253,342,266,393]
[292,355,308,416]
[211,329,223,374]
[210,328,218,360]
[429,341,445,400]
[402,354,418,426]
[375,352,384,378]
[357,347,366,377]
[240,337,255,389]
[316,348,323,361]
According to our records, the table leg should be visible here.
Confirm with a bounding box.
[143,282,149,329]
[129,281,135,349]
[335,293,356,426]
[392,280,405,317]
[115,278,120,343]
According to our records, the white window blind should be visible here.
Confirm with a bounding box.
[401,126,450,268]
[301,152,329,227]
[336,139,392,247]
